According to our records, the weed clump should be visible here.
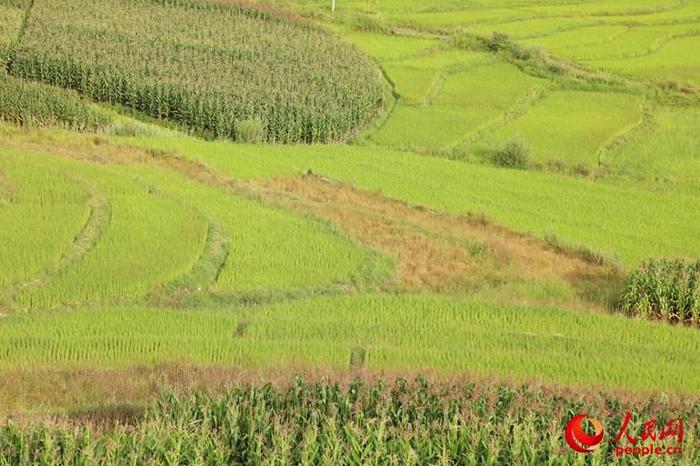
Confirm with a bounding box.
[108,121,161,137]
[491,137,530,169]
[620,259,700,326]
[236,118,265,144]
[351,14,391,34]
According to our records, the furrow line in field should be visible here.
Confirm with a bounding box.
[423,56,497,106]
[4,174,111,305]
[147,220,230,306]
[596,102,654,167]
[453,86,548,152]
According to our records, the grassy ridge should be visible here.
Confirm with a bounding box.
[8,0,383,142]
[0,295,697,393]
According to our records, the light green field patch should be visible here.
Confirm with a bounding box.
[111,165,373,294]
[522,25,629,55]
[436,62,546,109]
[479,91,641,167]
[584,34,700,84]
[620,1,700,24]
[372,62,546,151]
[472,17,608,40]
[369,104,480,150]
[387,9,536,31]
[0,150,90,290]
[341,30,439,61]
[523,0,681,17]
[392,49,487,69]
[383,49,488,104]
[0,295,697,393]
[607,106,700,186]
[383,65,437,103]
[571,25,698,61]
[14,160,208,308]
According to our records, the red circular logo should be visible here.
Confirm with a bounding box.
[565,414,605,453]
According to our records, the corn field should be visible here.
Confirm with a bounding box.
[620,259,700,326]
[0,379,698,465]
[0,73,111,131]
[7,0,383,143]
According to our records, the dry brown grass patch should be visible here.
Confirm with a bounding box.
[253,175,624,308]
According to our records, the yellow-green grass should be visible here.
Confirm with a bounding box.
[520,0,683,17]
[386,9,538,31]
[584,35,700,85]
[125,134,700,266]
[557,25,700,62]
[382,65,437,104]
[2,144,378,307]
[435,62,546,109]
[607,106,700,188]
[369,104,481,150]
[475,91,642,167]
[108,164,378,294]
[522,25,629,55]
[0,295,697,393]
[393,49,487,70]
[0,151,90,290]
[469,17,609,40]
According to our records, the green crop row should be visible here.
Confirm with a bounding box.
[1,379,698,465]
[8,0,383,143]
[0,295,697,393]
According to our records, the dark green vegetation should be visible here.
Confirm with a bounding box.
[1,379,698,465]
[0,73,111,131]
[621,259,700,326]
[6,0,383,142]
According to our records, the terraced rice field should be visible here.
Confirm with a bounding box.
[0,0,699,463]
